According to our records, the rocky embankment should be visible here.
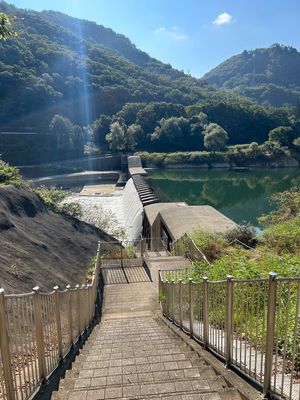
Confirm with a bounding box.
[0,186,116,293]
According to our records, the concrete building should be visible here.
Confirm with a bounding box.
[143,202,237,251]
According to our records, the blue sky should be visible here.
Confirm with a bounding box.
[7,0,300,77]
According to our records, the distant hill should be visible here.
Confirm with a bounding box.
[0,1,233,130]
[202,44,300,107]
[0,3,295,163]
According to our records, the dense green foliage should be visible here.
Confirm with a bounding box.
[93,99,293,153]
[0,1,228,132]
[138,137,300,167]
[0,160,23,186]
[0,2,298,164]
[0,11,16,39]
[202,44,300,107]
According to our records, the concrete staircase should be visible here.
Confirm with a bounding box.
[51,260,259,400]
[51,316,242,400]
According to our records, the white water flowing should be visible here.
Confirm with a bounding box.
[122,178,143,241]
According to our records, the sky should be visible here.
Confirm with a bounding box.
[7,0,300,77]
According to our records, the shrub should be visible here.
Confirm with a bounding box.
[225,224,257,247]
[262,216,300,254]
[0,161,23,186]
[190,230,227,261]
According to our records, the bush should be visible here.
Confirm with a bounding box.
[262,216,300,254]
[190,230,227,261]
[34,186,82,218]
[0,161,23,186]
[225,224,257,247]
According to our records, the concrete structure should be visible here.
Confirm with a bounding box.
[143,202,237,251]
[127,155,147,176]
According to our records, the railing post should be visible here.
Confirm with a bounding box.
[0,289,16,400]
[172,280,175,323]
[225,275,234,365]
[158,269,162,299]
[76,284,81,337]
[179,279,183,330]
[66,285,74,346]
[32,286,47,382]
[166,280,170,317]
[263,272,277,397]
[189,278,193,337]
[203,277,209,347]
[53,286,63,360]
[141,237,144,264]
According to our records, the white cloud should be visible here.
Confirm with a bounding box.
[213,12,232,26]
[154,26,188,41]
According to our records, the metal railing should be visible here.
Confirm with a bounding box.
[171,233,210,264]
[159,272,300,400]
[100,240,144,267]
[0,242,103,400]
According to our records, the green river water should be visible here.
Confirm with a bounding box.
[147,168,300,227]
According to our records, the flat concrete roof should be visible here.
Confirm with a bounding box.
[129,167,147,176]
[144,202,188,226]
[158,205,237,241]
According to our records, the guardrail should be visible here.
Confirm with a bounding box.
[0,242,103,400]
[159,272,300,400]
[171,233,210,264]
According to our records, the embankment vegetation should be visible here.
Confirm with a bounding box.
[173,187,300,281]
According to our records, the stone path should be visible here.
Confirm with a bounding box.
[52,316,243,400]
[51,260,248,400]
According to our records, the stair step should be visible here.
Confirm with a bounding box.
[52,316,249,400]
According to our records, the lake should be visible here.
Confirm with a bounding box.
[146,168,300,227]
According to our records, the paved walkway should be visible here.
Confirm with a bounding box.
[52,258,245,400]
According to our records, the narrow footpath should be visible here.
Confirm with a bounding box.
[51,257,256,400]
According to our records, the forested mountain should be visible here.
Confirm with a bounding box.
[0,0,230,130]
[0,2,297,164]
[202,44,300,107]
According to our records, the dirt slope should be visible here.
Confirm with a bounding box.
[0,185,116,293]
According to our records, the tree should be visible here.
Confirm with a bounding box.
[92,115,111,149]
[126,124,142,152]
[0,13,16,40]
[203,123,228,151]
[268,126,294,146]
[105,121,126,152]
[49,115,84,156]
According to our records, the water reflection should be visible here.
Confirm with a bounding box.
[147,169,300,226]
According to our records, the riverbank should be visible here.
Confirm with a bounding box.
[138,148,300,169]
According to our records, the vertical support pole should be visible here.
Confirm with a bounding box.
[141,237,144,264]
[76,284,81,337]
[82,285,87,330]
[172,280,175,323]
[158,270,162,301]
[263,272,277,397]
[189,278,193,337]
[121,245,123,269]
[203,277,209,348]
[66,285,73,346]
[88,284,92,323]
[226,276,234,366]
[166,280,169,317]
[0,289,16,400]
[179,279,183,330]
[53,286,63,360]
[32,286,47,382]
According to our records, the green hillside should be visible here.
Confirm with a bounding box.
[202,44,300,107]
[0,1,230,130]
[0,3,297,164]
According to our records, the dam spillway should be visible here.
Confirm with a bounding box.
[122,173,158,241]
